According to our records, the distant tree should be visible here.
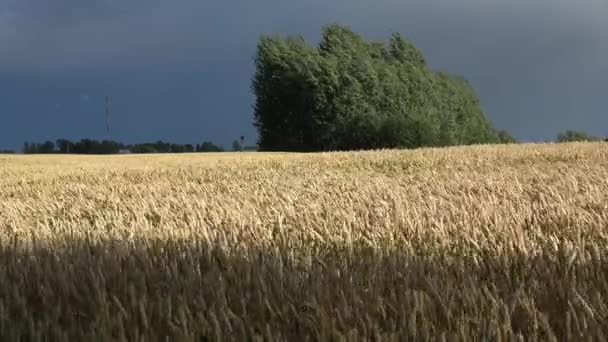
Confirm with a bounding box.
[197,141,224,152]
[170,144,186,153]
[73,139,97,154]
[131,144,157,154]
[0,149,14,154]
[99,140,121,154]
[24,141,45,154]
[152,141,170,153]
[39,141,55,153]
[495,129,518,144]
[56,139,74,153]
[232,140,243,152]
[556,130,599,143]
[24,138,229,154]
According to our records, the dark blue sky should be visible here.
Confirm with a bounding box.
[1,0,607,150]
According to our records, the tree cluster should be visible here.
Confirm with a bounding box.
[252,24,511,152]
[198,141,225,152]
[556,130,602,143]
[23,139,225,154]
[23,141,60,154]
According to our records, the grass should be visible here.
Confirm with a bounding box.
[0,142,607,340]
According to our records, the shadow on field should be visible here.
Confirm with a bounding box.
[0,238,607,341]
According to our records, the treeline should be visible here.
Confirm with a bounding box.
[556,130,606,143]
[12,130,607,155]
[22,139,229,154]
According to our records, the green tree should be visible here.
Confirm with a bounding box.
[232,140,242,152]
[131,144,156,154]
[494,130,518,144]
[39,141,55,153]
[170,144,186,153]
[556,130,598,143]
[197,141,223,152]
[252,24,499,152]
[56,139,74,153]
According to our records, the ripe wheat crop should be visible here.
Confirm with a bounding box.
[0,142,607,340]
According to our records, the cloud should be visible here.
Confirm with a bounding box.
[0,0,605,76]
[1,0,607,144]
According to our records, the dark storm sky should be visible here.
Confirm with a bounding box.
[1,0,607,150]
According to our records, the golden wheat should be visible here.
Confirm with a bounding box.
[0,142,607,340]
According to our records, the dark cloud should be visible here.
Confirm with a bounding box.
[2,0,134,27]
[0,0,607,150]
[2,0,606,73]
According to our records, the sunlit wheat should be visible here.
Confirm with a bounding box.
[0,142,607,340]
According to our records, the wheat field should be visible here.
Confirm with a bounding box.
[0,142,607,341]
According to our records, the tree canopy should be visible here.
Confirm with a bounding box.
[252,24,504,152]
[556,130,600,143]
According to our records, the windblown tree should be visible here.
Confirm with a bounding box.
[252,24,504,151]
